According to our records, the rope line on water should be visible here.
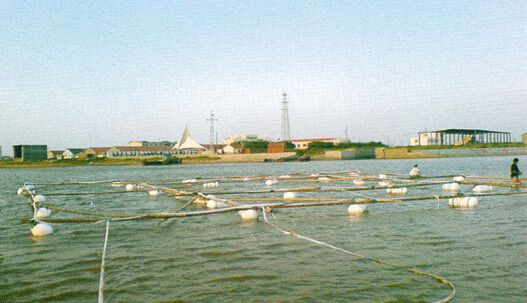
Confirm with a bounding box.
[98,221,110,303]
[260,207,456,303]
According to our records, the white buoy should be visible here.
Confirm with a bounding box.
[453,176,465,182]
[448,197,478,208]
[318,177,331,182]
[203,182,219,188]
[378,181,391,187]
[125,184,136,192]
[378,174,387,179]
[35,208,52,218]
[17,188,25,196]
[283,192,297,199]
[473,185,493,193]
[193,196,208,204]
[206,200,228,209]
[31,222,53,236]
[386,187,408,195]
[353,179,365,185]
[238,209,258,220]
[442,182,460,191]
[33,195,46,202]
[347,204,367,214]
[182,179,197,183]
[265,179,278,186]
[148,190,161,196]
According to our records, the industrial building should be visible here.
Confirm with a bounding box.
[13,145,48,161]
[411,129,512,146]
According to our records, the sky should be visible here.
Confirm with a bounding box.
[0,1,525,155]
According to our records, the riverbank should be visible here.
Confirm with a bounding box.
[0,152,298,168]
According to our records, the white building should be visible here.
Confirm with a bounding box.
[222,134,260,145]
[62,148,86,159]
[128,141,174,147]
[290,138,339,150]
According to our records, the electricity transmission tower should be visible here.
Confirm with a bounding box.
[280,93,291,141]
[207,111,217,152]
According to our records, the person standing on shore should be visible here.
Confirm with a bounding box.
[409,164,421,178]
[511,158,522,188]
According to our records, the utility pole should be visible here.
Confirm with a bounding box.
[206,111,217,152]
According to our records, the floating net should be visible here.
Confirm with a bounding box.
[17,170,527,302]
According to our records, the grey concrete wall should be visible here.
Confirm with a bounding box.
[419,146,527,157]
[325,148,376,160]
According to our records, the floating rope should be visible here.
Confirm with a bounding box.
[260,207,456,303]
[98,221,110,303]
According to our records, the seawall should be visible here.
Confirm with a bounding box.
[375,146,527,159]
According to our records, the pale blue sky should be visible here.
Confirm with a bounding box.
[1,1,525,154]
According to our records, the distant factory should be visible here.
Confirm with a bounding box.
[410,129,512,146]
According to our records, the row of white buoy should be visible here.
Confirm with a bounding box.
[31,192,54,236]
[442,182,494,193]
[19,172,487,238]
[182,178,198,183]
[194,194,259,220]
[386,187,408,195]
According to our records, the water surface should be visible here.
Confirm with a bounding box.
[1,157,526,302]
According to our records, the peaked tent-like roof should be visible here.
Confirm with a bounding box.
[173,126,206,150]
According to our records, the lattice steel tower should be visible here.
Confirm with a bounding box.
[207,111,217,151]
[280,93,291,141]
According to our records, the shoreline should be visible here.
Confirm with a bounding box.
[1,151,526,169]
